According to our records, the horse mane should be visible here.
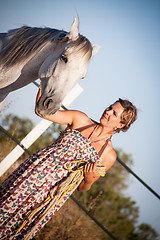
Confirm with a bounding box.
[0,26,69,67]
[0,26,92,68]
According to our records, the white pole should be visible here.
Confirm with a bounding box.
[0,84,83,176]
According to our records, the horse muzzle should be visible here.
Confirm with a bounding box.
[35,97,61,117]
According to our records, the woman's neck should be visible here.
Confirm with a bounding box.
[94,123,113,138]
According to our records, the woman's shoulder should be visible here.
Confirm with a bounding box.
[70,110,92,129]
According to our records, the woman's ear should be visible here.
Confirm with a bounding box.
[118,122,125,129]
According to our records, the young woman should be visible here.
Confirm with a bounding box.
[0,89,137,239]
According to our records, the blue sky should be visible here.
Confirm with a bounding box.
[1,0,160,235]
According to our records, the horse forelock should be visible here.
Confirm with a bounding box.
[69,34,92,62]
[0,26,68,68]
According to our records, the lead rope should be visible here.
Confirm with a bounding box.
[16,194,52,234]
[16,125,108,235]
[58,160,106,205]
[16,159,106,235]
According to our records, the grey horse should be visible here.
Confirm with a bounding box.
[0,18,99,116]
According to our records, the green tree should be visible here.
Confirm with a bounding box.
[128,223,159,240]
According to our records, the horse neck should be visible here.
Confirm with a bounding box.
[0,41,68,90]
[26,41,68,75]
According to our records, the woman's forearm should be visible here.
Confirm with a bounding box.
[78,174,99,192]
[78,179,92,192]
[36,87,41,105]
[78,162,100,191]
[35,87,42,117]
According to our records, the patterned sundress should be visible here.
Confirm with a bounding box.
[0,128,105,240]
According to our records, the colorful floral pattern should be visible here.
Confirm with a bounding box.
[0,129,99,239]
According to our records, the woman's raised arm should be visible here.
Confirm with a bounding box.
[35,87,87,126]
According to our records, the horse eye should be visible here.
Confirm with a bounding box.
[61,55,68,63]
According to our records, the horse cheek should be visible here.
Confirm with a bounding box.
[38,56,57,79]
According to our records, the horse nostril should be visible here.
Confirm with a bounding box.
[43,98,53,108]
[46,99,53,108]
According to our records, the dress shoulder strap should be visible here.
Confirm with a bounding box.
[87,123,112,158]
[88,124,98,140]
[98,137,112,158]
[75,122,112,158]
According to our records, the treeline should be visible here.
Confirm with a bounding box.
[0,114,159,240]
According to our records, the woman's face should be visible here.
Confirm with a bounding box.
[100,102,124,129]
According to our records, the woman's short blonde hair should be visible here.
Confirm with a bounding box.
[116,98,137,133]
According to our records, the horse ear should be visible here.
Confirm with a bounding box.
[69,18,79,41]
[92,44,100,56]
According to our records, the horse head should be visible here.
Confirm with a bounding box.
[35,18,100,117]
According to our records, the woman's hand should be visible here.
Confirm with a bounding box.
[78,162,100,192]
[83,161,98,182]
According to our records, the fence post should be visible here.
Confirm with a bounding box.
[0,84,83,176]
